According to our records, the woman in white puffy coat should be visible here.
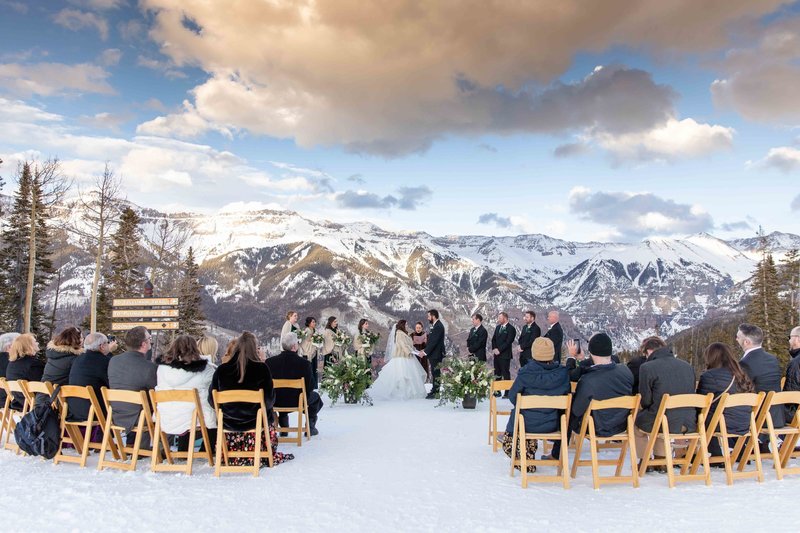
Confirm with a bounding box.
[155,335,217,452]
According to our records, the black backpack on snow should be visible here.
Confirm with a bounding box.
[14,385,62,459]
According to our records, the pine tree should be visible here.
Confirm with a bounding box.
[781,248,800,329]
[0,162,58,340]
[107,207,144,301]
[747,253,790,364]
[178,247,205,336]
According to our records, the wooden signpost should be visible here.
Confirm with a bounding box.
[112,297,181,360]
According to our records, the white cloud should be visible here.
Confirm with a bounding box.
[0,62,114,96]
[218,201,284,214]
[592,117,734,162]
[136,55,186,79]
[136,100,231,139]
[711,18,800,124]
[53,8,109,40]
[569,187,714,240]
[136,0,781,156]
[754,146,800,173]
[98,48,122,67]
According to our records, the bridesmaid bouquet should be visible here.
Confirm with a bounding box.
[311,332,325,346]
[357,331,381,354]
[295,329,308,341]
[333,330,351,347]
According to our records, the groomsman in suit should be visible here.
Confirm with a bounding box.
[491,312,517,391]
[420,309,446,400]
[517,310,541,368]
[467,313,488,361]
[544,310,564,365]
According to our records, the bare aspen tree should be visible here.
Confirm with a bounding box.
[79,163,121,333]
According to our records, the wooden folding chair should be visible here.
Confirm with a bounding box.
[509,394,571,489]
[25,381,56,406]
[638,393,713,488]
[150,389,213,474]
[488,380,513,451]
[1,380,32,453]
[272,379,311,447]
[97,388,164,472]
[689,392,764,485]
[54,385,119,467]
[739,391,800,480]
[212,389,274,476]
[571,394,641,489]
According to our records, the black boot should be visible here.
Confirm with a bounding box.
[310,416,319,436]
[278,413,289,437]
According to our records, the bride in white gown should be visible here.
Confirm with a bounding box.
[370,320,427,401]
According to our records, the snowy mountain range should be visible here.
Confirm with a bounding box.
[43,204,800,350]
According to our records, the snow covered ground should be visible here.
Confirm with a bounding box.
[1,397,799,532]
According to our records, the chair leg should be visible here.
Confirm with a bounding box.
[186,421,197,476]
[720,434,733,485]
[662,421,675,488]
[638,425,658,477]
[253,417,262,477]
[560,416,570,490]
[589,429,600,490]
[570,428,586,479]
[151,414,162,471]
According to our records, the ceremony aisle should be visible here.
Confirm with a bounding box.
[0,397,798,532]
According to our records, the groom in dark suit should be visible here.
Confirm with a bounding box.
[421,309,445,399]
[544,310,564,365]
[491,312,517,388]
[467,313,488,361]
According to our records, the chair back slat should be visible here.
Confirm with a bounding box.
[213,389,264,405]
[664,393,712,410]
[588,394,639,412]
[721,392,763,409]
[516,394,569,410]
[491,380,513,393]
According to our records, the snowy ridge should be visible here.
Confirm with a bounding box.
[38,204,798,349]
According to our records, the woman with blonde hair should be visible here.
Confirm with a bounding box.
[280,311,299,338]
[197,334,219,366]
[6,333,44,410]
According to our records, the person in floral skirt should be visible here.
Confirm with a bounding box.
[209,331,294,466]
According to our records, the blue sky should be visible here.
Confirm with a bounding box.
[0,0,798,242]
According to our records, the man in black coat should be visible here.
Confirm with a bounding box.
[737,323,786,452]
[544,310,564,365]
[68,332,116,422]
[517,310,541,368]
[783,326,800,421]
[551,333,633,460]
[420,309,445,400]
[467,313,488,362]
[491,312,517,388]
[635,338,697,465]
[265,332,324,435]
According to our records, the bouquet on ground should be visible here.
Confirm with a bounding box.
[311,332,325,346]
[333,330,351,348]
[357,331,381,355]
[321,353,373,406]
[437,356,494,407]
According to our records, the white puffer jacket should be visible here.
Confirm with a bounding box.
[155,360,217,433]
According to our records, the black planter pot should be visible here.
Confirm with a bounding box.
[462,396,477,409]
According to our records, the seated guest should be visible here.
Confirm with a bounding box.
[43,326,83,386]
[0,332,20,406]
[626,338,657,393]
[197,334,219,366]
[697,342,754,459]
[209,331,294,466]
[265,332,324,436]
[155,335,217,452]
[783,326,800,421]
[564,339,620,382]
[635,336,696,469]
[67,332,116,421]
[736,323,785,452]
[6,333,45,411]
[500,337,570,472]
[221,339,237,364]
[551,333,633,460]
[107,326,157,446]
